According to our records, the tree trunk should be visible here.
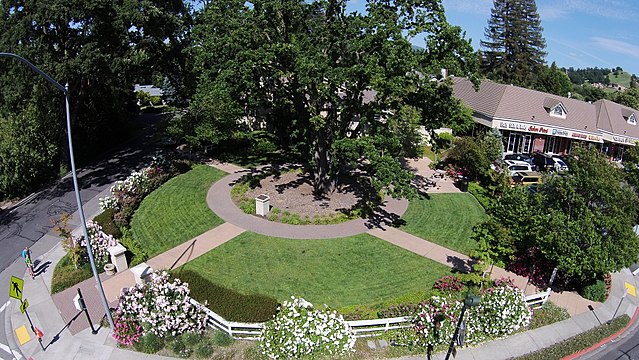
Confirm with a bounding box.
[313,130,336,196]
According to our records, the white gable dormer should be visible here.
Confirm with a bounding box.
[549,103,567,119]
[628,113,637,125]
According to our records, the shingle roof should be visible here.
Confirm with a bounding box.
[595,99,639,139]
[452,77,599,132]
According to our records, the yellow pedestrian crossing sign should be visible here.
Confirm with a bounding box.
[9,276,24,301]
[20,299,29,313]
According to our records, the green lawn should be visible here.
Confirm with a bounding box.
[400,193,487,255]
[130,165,226,258]
[178,232,454,308]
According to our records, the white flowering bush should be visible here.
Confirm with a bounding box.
[98,195,119,211]
[405,280,532,349]
[465,284,532,343]
[116,271,207,338]
[79,221,118,266]
[111,168,152,199]
[259,296,356,359]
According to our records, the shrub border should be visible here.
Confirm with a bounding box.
[562,308,638,360]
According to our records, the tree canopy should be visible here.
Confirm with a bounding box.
[0,0,191,198]
[489,146,639,286]
[175,0,479,196]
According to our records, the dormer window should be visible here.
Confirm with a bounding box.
[622,108,636,125]
[544,98,568,119]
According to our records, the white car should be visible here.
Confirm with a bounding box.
[551,157,569,172]
[507,163,534,176]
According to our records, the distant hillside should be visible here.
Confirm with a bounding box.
[608,71,632,88]
[563,66,636,89]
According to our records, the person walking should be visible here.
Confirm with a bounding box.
[22,246,34,279]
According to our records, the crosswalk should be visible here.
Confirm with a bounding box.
[0,300,21,360]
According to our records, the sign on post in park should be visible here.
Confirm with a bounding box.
[9,276,24,301]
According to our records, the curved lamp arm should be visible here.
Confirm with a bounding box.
[0,52,67,94]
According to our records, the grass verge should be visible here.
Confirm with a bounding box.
[516,314,631,360]
[400,193,487,255]
[130,165,226,258]
[50,254,93,294]
[178,232,454,309]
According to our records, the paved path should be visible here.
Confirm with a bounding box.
[206,169,409,238]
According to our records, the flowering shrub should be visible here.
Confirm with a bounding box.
[259,296,356,359]
[506,248,554,288]
[99,195,119,211]
[80,221,118,267]
[413,296,459,348]
[402,282,531,348]
[117,271,207,338]
[467,283,532,342]
[112,316,142,346]
[433,275,464,293]
[111,168,152,201]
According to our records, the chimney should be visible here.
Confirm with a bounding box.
[441,68,447,78]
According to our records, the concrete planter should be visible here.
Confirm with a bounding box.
[104,263,116,276]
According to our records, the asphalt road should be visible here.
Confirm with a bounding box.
[0,113,166,360]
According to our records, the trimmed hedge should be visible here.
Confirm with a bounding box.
[579,279,607,302]
[173,270,279,322]
[516,314,630,360]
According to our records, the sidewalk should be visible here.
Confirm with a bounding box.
[5,159,638,359]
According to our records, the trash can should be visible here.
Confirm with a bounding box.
[256,194,270,216]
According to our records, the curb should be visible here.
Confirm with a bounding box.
[561,307,639,360]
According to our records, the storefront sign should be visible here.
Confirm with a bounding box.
[552,129,569,137]
[497,121,549,134]
[497,121,602,143]
[498,121,528,131]
[613,136,629,144]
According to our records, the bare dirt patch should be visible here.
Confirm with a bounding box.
[242,170,363,219]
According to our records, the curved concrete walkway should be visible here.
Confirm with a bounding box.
[206,167,409,239]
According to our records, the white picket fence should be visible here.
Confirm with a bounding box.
[193,298,411,340]
[524,288,551,309]
[194,289,551,340]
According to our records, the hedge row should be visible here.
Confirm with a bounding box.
[173,270,279,322]
[516,314,631,360]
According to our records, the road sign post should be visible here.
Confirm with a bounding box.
[9,276,24,301]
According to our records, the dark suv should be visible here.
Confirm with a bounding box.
[532,153,556,171]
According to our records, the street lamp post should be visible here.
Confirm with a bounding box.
[0,52,114,329]
[444,293,480,360]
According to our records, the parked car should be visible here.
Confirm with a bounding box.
[510,171,543,187]
[504,153,534,165]
[551,157,569,172]
[532,153,556,172]
[506,163,534,176]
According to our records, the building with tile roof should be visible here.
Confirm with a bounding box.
[452,77,639,161]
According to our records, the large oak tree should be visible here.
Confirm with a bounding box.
[182,0,478,196]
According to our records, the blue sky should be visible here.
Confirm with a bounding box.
[347,0,639,76]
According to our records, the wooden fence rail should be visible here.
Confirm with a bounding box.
[193,290,551,340]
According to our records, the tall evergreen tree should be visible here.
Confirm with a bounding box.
[480,0,546,87]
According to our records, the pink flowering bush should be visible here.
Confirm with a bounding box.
[112,316,142,346]
[116,271,207,338]
[433,275,465,293]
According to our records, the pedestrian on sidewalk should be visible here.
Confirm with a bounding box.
[22,246,35,279]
